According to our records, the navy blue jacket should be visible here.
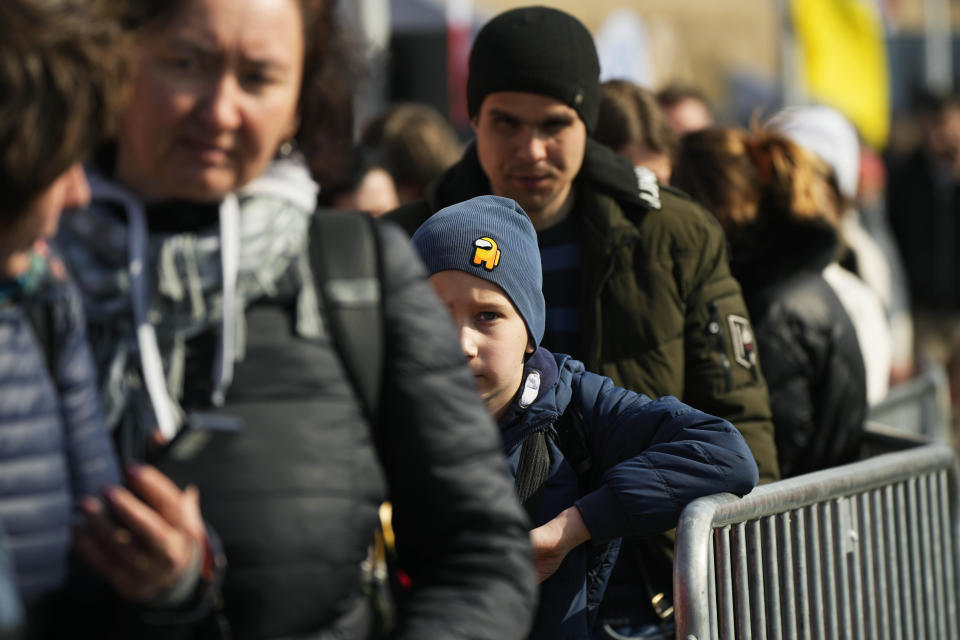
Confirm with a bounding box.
[0,257,121,604]
[499,349,758,640]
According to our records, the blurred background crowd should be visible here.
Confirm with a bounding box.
[2,0,960,637]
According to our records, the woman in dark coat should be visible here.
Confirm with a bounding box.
[55,0,536,637]
[672,127,867,477]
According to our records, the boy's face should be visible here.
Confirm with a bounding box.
[430,270,534,420]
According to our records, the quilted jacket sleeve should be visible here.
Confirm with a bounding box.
[374,222,536,640]
[571,371,758,543]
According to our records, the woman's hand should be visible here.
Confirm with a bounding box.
[529,506,592,583]
[76,462,206,603]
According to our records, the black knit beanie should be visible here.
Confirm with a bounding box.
[467,6,601,133]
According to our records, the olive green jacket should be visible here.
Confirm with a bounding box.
[388,140,779,483]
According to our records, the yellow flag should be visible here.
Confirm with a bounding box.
[791,0,890,148]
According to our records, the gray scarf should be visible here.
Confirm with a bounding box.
[57,157,321,438]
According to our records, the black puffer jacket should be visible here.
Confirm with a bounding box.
[156,222,536,640]
[731,218,867,478]
[59,169,536,639]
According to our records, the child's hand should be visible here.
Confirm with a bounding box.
[529,506,591,583]
[75,463,206,603]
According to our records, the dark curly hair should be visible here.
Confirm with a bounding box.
[120,0,359,187]
[0,0,128,221]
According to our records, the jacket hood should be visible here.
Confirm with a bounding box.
[498,347,583,450]
[730,215,840,298]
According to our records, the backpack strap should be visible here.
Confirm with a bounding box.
[308,211,401,637]
[514,430,551,523]
[516,402,591,525]
[307,210,383,423]
[511,400,592,518]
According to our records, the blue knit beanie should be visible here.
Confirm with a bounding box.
[411,195,545,347]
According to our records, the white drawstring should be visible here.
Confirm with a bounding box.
[84,160,316,425]
[87,174,179,441]
[211,193,240,406]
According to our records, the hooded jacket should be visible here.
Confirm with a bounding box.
[500,347,758,640]
[55,159,536,639]
[731,217,867,477]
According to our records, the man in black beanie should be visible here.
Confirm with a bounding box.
[387,7,778,638]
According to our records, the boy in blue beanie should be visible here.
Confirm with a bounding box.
[412,195,759,640]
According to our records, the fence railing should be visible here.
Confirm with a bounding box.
[867,366,951,444]
[674,444,960,640]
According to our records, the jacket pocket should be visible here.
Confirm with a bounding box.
[690,293,762,397]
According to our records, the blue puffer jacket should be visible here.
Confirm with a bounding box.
[0,254,121,603]
[499,348,758,640]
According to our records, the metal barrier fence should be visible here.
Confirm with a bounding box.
[674,444,960,640]
[867,366,951,444]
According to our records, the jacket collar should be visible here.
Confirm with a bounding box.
[498,347,564,450]
[731,216,840,297]
[580,138,650,208]
[426,143,491,210]
[576,180,641,256]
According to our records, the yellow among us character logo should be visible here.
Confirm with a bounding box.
[472,237,501,271]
